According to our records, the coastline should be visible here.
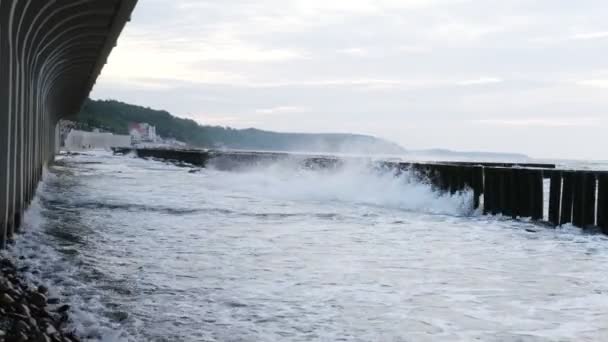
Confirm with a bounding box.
[0,254,81,342]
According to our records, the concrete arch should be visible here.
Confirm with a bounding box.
[0,0,138,246]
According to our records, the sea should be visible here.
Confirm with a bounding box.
[7,151,608,341]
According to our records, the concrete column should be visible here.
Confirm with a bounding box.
[0,0,137,247]
[0,1,11,247]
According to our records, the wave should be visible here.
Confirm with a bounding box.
[206,158,475,216]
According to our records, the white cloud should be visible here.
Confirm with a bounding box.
[193,114,260,126]
[93,0,608,159]
[570,31,608,40]
[471,117,602,128]
[255,106,307,115]
[577,79,608,88]
[337,48,370,57]
[458,77,503,86]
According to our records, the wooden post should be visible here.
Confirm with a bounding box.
[439,165,450,192]
[517,169,531,218]
[483,168,493,215]
[584,173,597,228]
[530,170,544,221]
[509,169,519,219]
[561,172,574,225]
[572,172,584,227]
[427,165,440,191]
[502,169,514,217]
[572,172,595,228]
[455,167,465,193]
[472,166,483,209]
[490,168,500,215]
[598,174,608,234]
[548,170,562,226]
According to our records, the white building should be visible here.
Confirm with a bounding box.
[129,122,157,143]
[64,130,131,151]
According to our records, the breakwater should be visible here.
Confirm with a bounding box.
[115,147,608,234]
[0,0,137,248]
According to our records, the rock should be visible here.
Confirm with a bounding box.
[17,331,29,342]
[2,267,16,274]
[37,285,48,294]
[16,319,31,332]
[56,305,70,314]
[29,306,49,319]
[35,333,52,342]
[0,293,15,306]
[47,298,60,305]
[0,258,13,267]
[19,303,32,317]
[0,279,14,292]
[29,317,39,331]
[65,332,81,342]
[0,258,78,341]
[9,313,29,320]
[59,313,69,325]
[30,292,47,307]
[45,324,57,336]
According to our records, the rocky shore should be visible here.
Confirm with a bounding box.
[0,256,80,342]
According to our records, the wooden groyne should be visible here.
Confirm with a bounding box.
[115,147,608,234]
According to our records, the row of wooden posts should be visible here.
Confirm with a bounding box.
[115,148,608,234]
[409,162,608,234]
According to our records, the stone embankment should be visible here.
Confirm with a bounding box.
[0,256,79,342]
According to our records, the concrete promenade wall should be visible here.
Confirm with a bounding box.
[0,0,138,247]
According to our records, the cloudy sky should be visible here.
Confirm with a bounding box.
[91,0,608,160]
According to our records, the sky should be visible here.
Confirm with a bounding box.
[91,0,608,160]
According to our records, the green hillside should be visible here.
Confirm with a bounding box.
[76,99,406,154]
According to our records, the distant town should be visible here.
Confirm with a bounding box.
[59,120,187,151]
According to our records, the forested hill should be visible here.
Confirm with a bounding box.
[76,99,406,154]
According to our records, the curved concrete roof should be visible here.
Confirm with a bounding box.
[1,0,138,119]
[0,0,139,244]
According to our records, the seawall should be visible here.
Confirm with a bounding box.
[0,1,138,247]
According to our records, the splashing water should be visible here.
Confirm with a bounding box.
[8,151,608,341]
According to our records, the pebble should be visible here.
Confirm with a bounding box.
[45,324,58,335]
[30,292,48,307]
[19,303,32,317]
[1,293,15,305]
[0,257,80,342]
[37,333,52,342]
[15,319,31,332]
[47,298,60,305]
[56,305,70,314]
[38,285,48,294]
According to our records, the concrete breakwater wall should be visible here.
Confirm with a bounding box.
[113,147,608,234]
[0,1,138,248]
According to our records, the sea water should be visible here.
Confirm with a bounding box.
[9,151,608,341]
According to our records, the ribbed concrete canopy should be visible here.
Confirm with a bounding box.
[0,0,138,245]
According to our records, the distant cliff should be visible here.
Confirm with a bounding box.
[77,99,406,154]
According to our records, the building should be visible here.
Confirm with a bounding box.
[129,122,158,143]
[64,130,132,151]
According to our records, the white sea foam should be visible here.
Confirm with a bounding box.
[10,184,135,341]
[208,159,474,216]
[6,152,608,341]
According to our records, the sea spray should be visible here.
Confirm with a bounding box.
[9,152,608,341]
[207,158,475,216]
